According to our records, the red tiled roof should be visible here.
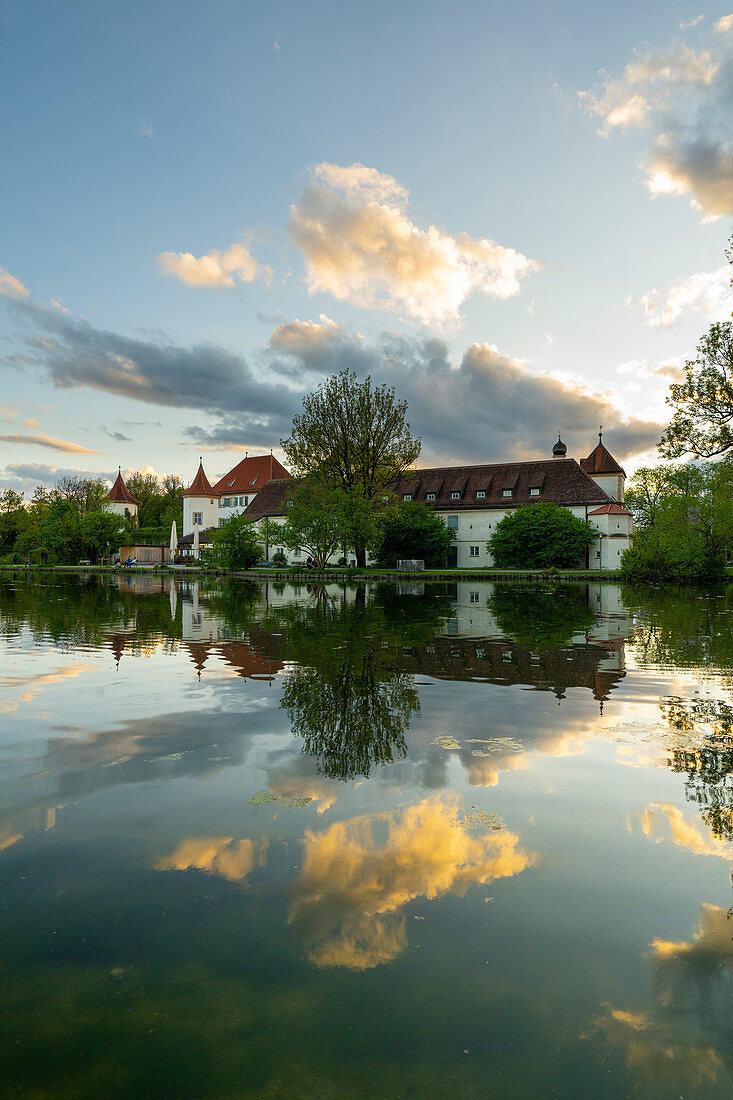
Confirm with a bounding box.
[183,461,216,498]
[104,470,137,505]
[243,460,608,518]
[588,502,631,515]
[391,459,608,509]
[581,440,625,476]
[212,454,290,495]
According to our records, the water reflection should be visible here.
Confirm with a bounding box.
[597,903,733,1095]
[3,571,733,1096]
[289,795,536,969]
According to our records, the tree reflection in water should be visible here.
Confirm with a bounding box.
[280,585,451,780]
[660,696,733,842]
[488,583,599,647]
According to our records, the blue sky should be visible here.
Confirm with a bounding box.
[1,0,732,492]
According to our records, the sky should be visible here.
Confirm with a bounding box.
[1,0,732,495]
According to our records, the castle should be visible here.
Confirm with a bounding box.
[109,432,633,570]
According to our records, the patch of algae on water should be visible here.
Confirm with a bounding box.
[286,796,314,808]
[431,736,462,750]
[463,810,505,831]
[248,790,278,804]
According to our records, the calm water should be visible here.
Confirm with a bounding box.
[0,573,731,1099]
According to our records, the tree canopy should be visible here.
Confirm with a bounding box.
[281,369,421,565]
[374,502,453,568]
[209,514,262,571]
[488,503,596,569]
[660,237,733,459]
[620,458,733,583]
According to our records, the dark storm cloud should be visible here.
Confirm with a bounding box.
[2,294,663,463]
[3,295,298,424]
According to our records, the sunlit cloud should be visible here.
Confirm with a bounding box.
[580,29,733,218]
[0,432,99,454]
[156,836,267,883]
[289,795,536,969]
[289,162,539,325]
[0,265,30,299]
[158,241,261,289]
[594,903,733,1090]
[634,802,733,858]
[641,265,732,326]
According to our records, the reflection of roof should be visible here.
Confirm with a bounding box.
[181,639,284,680]
[588,502,631,515]
[183,461,216,498]
[395,636,625,701]
[212,454,290,494]
[104,470,137,505]
[390,459,608,510]
[581,440,625,476]
[243,478,292,519]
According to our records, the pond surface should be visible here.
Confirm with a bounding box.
[0,572,731,1098]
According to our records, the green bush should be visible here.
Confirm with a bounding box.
[488,503,595,569]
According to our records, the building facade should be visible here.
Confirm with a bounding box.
[182,454,290,538]
[242,436,634,569]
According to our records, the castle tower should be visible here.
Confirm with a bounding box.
[580,430,626,501]
[183,458,219,536]
[103,468,138,521]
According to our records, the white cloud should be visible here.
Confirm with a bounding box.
[715,14,733,33]
[289,162,539,325]
[580,31,733,218]
[139,118,153,139]
[641,264,732,325]
[680,15,705,30]
[157,241,260,289]
[0,265,30,299]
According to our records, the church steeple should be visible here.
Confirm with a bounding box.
[552,434,567,458]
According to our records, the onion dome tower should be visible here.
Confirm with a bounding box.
[552,434,567,458]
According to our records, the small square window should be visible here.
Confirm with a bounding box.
[287,500,294,507]
[469,545,480,556]
[446,516,458,530]
[193,512,203,525]
[476,490,486,499]
[403,494,412,502]
[426,492,436,501]
[469,591,480,604]
[502,489,512,498]
[450,492,460,500]
[530,488,540,496]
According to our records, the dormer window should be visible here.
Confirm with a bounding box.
[403,494,412,502]
[502,489,512,498]
[228,480,236,488]
[530,487,540,496]
[249,477,258,486]
[426,493,436,501]
[287,499,293,508]
[450,492,460,500]
[476,490,486,499]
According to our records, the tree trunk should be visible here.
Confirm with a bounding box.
[355,546,367,569]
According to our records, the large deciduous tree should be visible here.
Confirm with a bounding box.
[488,503,596,570]
[660,237,733,459]
[281,369,421,567]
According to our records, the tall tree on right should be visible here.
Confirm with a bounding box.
[660,236,733,459]
[281,369,421,567]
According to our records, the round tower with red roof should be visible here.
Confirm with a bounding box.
[183,458,219,537]
[103,468,138,521]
